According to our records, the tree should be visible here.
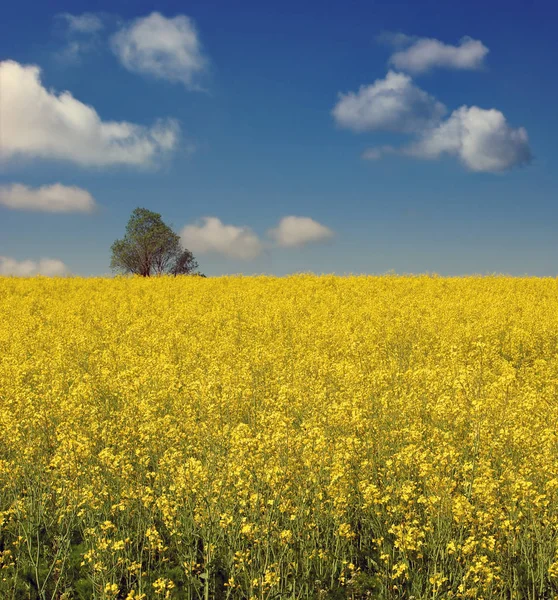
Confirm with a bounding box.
[110,208,203,277]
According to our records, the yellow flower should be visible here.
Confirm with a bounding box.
[104,582,119,597]
[2,275,558,598]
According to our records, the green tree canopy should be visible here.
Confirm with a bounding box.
[110,208,202,277]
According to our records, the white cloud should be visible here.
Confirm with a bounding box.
[0,257,69,277]
[0,60,180,167]
[388,35,489,74]
[58,12,104,34]
[111,12,207,88]
[181,217,262,259]
[0,183,97,213]
[403,106,532,172]
[332,71,446,133]
[267,216,334,247]
[339,36,529,173]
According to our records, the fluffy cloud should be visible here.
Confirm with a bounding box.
[0,257,69,277]
[404,106,532,172]
[363,106,531,172]
[0,60,180,167]
[334,49,531,173]
[388,35,489,74]
[181,217,262,259]
[267,216,334,247]
[58,12,104,34]
[0,183,97,213]
[111,12,207,88]
[332,71,446,133]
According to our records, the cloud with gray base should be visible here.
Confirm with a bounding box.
[332,71,446,134]
[0,60,180,167]
[0,257,69,277]
[380,33,489,74]
[406,106,531,172]
[267,216,334,247]
[0,183,98,213]
[111,12,208,89]
[181,217,263,260]
[364,106,532,173]
[334,46,531,174]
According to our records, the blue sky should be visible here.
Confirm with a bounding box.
[1,0,557,276]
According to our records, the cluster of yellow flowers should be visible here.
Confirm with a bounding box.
[1,274,558,599]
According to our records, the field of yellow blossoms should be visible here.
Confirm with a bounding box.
[1,274,558,600]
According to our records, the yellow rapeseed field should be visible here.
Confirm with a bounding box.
[1,275,558,600]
